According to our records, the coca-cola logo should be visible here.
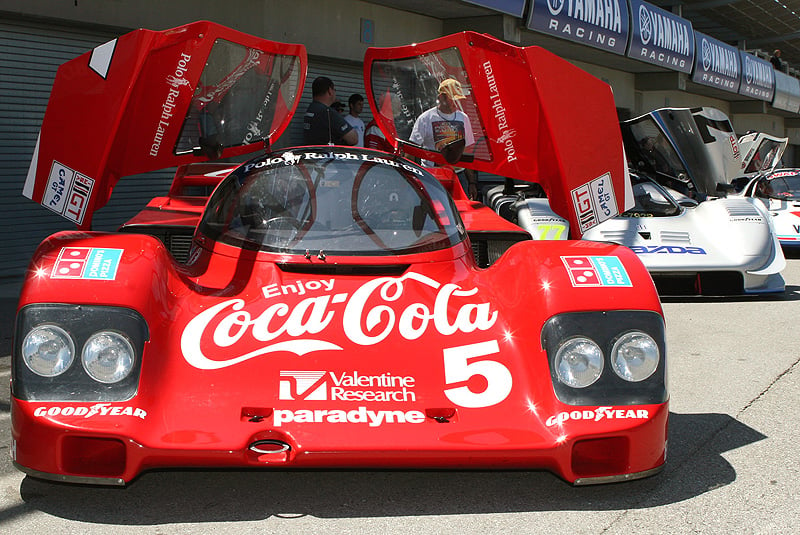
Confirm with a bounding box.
[181,272,498,370]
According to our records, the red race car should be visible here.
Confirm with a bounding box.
[13,21,667,486]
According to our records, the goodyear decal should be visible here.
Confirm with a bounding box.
[51,247,123,280]
[562,255,632,287]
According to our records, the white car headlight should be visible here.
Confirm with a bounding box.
[611,331,659,382]
[82,331,135,384]
[22,325,75,377]
[554,337,604,388]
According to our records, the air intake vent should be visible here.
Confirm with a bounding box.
[660,231,690,243]
[599,230,627,242]
[725,200,761,217]
[469,232,529,268]
[167,234,194,263]
[277,264,409,276]
[118,226,195,263]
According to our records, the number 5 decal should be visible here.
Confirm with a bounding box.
[443,340,512,408]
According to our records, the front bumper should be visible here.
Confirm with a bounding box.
[11,399,668,486]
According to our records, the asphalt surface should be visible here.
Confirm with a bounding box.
[0,261,798,534]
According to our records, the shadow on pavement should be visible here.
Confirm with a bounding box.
[4,412,766,524]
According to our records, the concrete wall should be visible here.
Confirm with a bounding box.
[0,0,442,61]
[637,91,730,117]
[732,115,785,138]
[572,60,636,113]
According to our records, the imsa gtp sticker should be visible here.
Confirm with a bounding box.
[43,161,95,224]
[571,173,618,231]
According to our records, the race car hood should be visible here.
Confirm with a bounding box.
[621,107,741,197]
[364,32,633,238]
[23,21,307,228]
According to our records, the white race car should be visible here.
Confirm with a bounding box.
[489,107,785,295]
[737,169,800,249]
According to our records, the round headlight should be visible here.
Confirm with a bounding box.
[611,331,659,382]
[22,325,75,377]
[82,331,135,384]
[554,337,604,388]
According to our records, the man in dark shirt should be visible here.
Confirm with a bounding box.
[303,77,357,146]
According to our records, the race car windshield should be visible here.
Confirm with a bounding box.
[624,118,688,181]
[174,39,303,158]
[199,148,466,255]
[764,172,800,199]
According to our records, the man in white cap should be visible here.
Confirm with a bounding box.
[410,78,478,199]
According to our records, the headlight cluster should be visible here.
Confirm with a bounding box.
[542,311,667,406]
[22,326,135,383]
[14,305,148,402]
[555,332,660,388]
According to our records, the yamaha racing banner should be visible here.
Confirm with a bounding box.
[462,0,526,17]
[739,51,775,101]
[627,0,693,73]
[527,0,630,56]
[691,32,741,93]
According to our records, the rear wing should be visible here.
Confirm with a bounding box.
[24,21,306,228]
[364,32,632,237]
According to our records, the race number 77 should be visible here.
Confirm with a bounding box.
[442,340,512,408]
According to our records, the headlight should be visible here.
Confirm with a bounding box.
[82,331,135,384]
[21,325,75,377]
[554,337,604,388]
[611,332,659,382]
[542,311,667,406]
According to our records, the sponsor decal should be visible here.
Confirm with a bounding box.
[546,406,649,426]
[528,0,629,55]
[629,0,692,72]
[150,52,192,157]
[181,272,498,369]
[51,247,123,280]
[572,173,618,231]
[33,403,147,419]
[693,34,740,91]
[534,223,567,240]
[279,370,417,402]
[43,161,95,224]
[273,406,425,427]
[729,216,763,223]
[482,60,517,163]
[241,151,423,175]
[630,245,706,254]
[562,255,632,287]
[739,52,774,101]
[730,135,741,160]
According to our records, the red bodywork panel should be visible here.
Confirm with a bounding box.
[23,21,306,228]
[364,32,633,238]
[13,24,666,486]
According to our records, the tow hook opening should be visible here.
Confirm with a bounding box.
[249,439,291,455]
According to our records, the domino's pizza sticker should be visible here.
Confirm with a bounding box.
[51,247,123,280]
[571,173,619,232]
[562,256,632,287]
[42,161,95,224]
